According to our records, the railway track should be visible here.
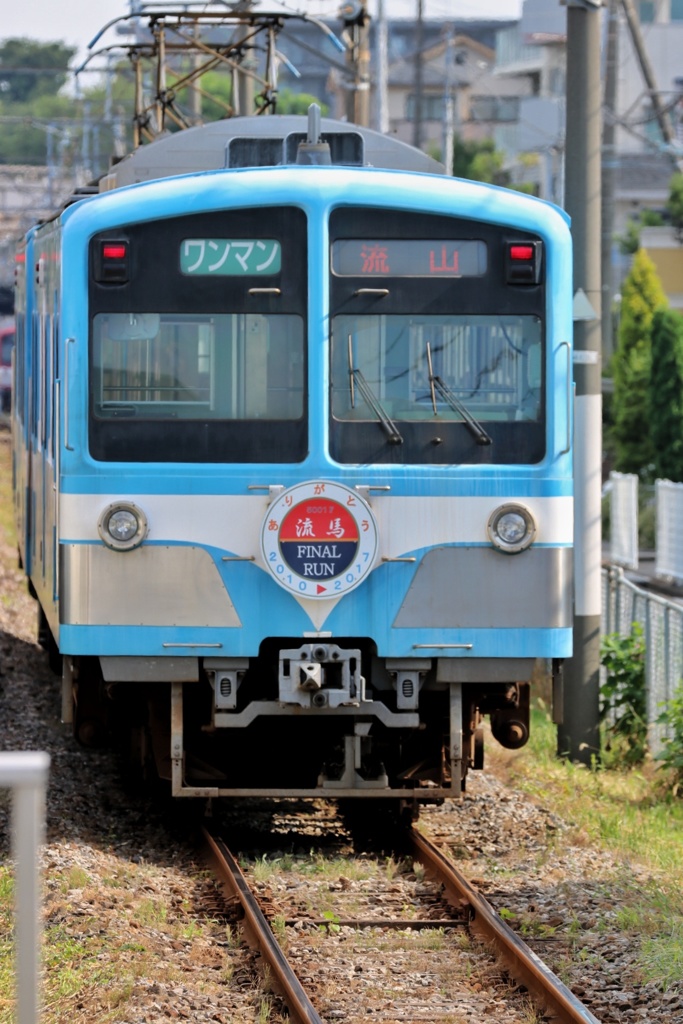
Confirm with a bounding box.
[202,819,602,1024]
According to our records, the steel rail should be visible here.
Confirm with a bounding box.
[410,828,602,1024]
[201,827,323,1024]
[204,822,599,1024]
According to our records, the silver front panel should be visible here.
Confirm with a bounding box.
[394,546,573,629]
[60,544,241,627]
[100,656,200,682]
[436,658,536,683]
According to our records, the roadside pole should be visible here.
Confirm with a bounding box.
[559,0,603,764]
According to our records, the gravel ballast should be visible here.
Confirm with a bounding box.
[1,433,682,1023]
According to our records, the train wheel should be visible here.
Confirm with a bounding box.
[37,606,62,676]
[473,727,484,770]
[72,659,108,747]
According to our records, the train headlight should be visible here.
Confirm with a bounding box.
[98,502,148,551]
[487,503,536,554]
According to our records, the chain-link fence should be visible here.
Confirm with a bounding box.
[602,566,682,752]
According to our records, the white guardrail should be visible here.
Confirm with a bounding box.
[0,752,50,1024]
[608,471,639,570]
[656,479,683,583]
[609,471,683,584]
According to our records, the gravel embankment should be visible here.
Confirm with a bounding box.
[1,431,681,1023]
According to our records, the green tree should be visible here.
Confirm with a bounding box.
[0,39,92,166]
[450,135,537,193]
[667,172,683,242]
[0,92,84,166]
[0,38,75,103]
[649,308,683,481]
[272,89,328,116]
[616,209,665,255]
[452,136,507,184]
[611,248,668,477]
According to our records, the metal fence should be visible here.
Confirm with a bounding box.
[602,566,682,751]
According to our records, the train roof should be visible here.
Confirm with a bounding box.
[99,114,445,191]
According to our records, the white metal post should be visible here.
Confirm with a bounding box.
[0,752,50,1024]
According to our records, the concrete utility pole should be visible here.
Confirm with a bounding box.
[442,26,456,176]
[412,0,424,149]
[601,0,619,363]
[376,0,389,134]
[559,0,603,766]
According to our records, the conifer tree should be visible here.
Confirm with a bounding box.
[649,308,683,482]
[611,248,667,477]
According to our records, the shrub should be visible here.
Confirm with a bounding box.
[600,625,648,765]
[656,684,683,795]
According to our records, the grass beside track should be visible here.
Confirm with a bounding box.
[491,704,683,989]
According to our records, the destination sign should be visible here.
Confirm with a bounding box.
[331,239,487,277]
[180,238,281,276]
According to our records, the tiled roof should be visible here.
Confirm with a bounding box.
[617,152,677,192]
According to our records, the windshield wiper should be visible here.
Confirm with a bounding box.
[348,335,403,445]
[426,342,492,446]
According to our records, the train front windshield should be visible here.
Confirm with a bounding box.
[87,206,308,463]
[93,313,304,419]
[90,313,305,462]
[328,206,547,466]
[331,314,542,462]
[86,203,546,466]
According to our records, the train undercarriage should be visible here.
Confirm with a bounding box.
[57,634,535,805]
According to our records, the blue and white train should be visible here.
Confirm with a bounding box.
[12,111,573,809]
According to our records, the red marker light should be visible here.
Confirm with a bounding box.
[95,239,130,283]
[509,244,534,261]
[506,241,541,284]
[103,243,127,260]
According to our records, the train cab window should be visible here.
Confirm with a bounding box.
[330,314,543,464]
[328,207,546,466]
[90,311,305,462]
[88,205,308,463]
